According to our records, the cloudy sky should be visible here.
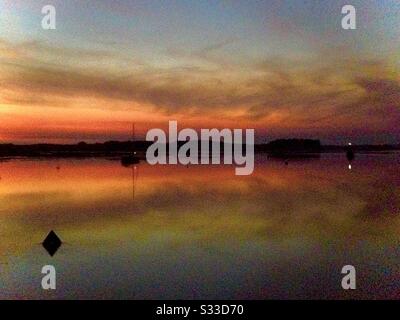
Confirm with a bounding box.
[0,0,399,144]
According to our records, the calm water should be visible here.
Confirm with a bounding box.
[0,153,400,299]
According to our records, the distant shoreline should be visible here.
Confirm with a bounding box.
[0,139,398,159]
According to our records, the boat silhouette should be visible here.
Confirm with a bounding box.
[346,143,355,162]
[121,153,139,166]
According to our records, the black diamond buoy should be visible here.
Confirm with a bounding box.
[42,230,62,257]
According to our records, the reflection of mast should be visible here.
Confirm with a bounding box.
[132,123,136,198]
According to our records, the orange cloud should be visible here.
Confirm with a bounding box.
[0,39,399,143]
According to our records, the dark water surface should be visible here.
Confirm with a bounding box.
[0,153,399,299]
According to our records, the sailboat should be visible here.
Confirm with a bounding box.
[121,123,140,166]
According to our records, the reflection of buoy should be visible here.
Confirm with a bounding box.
[284,159,289,166]
[348,164,352,170]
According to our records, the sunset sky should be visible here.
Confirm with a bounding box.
[0,0,399,144]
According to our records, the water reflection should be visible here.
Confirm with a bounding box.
[0,153,399,299]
